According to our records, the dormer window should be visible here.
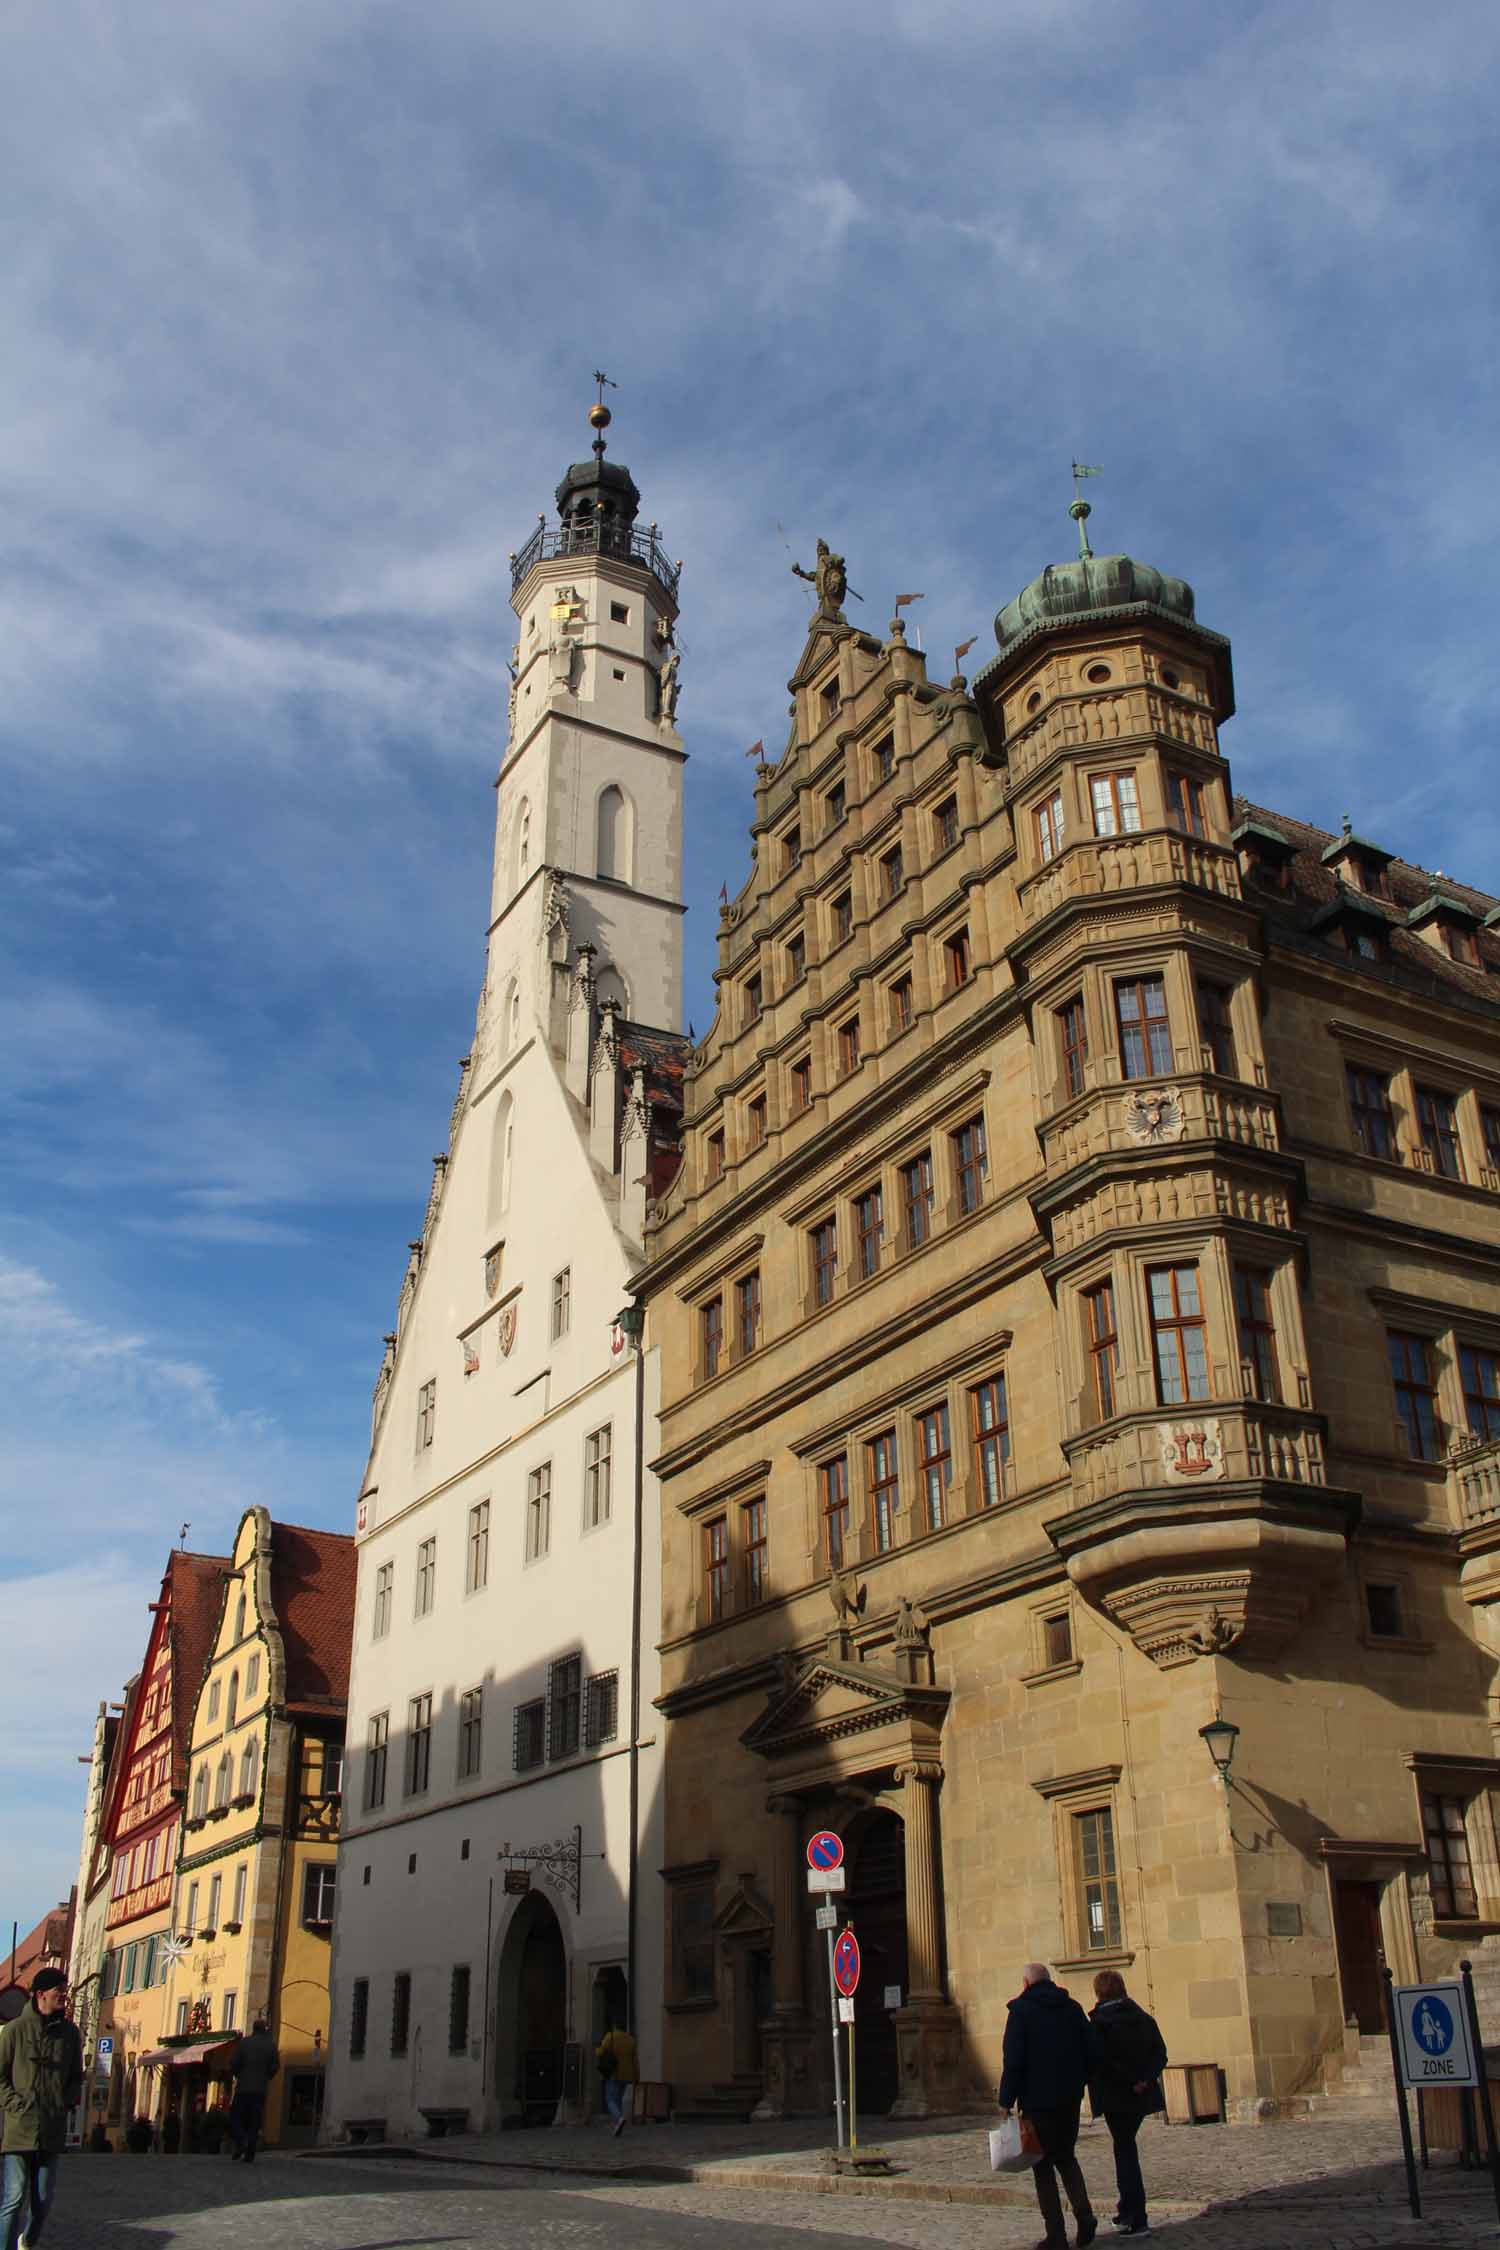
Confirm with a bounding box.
[1407,887,1482,965]
[1233,818,1295,892]
[1445,924,1479,967]
[1321,821,1394,902]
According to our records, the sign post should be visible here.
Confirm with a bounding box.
[1460,1959,1500,2223]
[807,1833,847,2149]
[833,1925,862,2152]
[1383,1969,1422,2220]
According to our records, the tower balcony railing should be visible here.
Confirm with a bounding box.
[510,518,681,600]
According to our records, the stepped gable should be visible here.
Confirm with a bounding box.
[167,1550,231,1794]
[1240,796,1500,1000]
[269,1520,357,1712]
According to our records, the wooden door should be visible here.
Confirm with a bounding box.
[1333,1879,1387,2033]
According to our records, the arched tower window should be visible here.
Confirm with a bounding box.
[233,1592,245,1642]
[226,1672,239,1729]
[509,985,522,1052]
[489,1091,516,1220]
[517,800,532,888]
[596,785,633,885]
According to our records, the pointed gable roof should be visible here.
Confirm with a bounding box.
[268,1521,357,1712]
[167,1550,232,1794]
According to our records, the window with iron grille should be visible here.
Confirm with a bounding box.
[1085,1282,1120,1420]
[449,1964,471,2055]
[880,845,904,899]
[1347,1064,1396,1160]
[743,973,763,1026]
[916,1404,952,1531]
[867,1430,900,1553]
[364,1713,388,1810]
[952,1114,988,1215]
[822,1457,850,1571]
[705,1129,724,1182]
[825,778,846,826]
[303,1863,336,1927]
[551,1267,571,1339]
[349,1977,369,2058]
[1090,771,1141,837]
[1115,977,1172,1079]
[1233,1267,1280,1402]
[900,1152,934,1249]
[1167,770,1208,838]
[1389,1330,1443,1460]
[391,1971,411,2057]
[783,825,801,871]
[513,1699,545,1772]
[832,890,853,944]
[1058,997,1088,1099]
[741,1499,768,1606]
[416,1377,437,1450]
[548,1655,582,1760]
[971,1375,1010,1506]
[811,1219,838,1307]
[525,1463,551,1561]
[584,1669,619,1746]
[458,1686,483,1780]
[890,975,913,1034]
[746,1093,767,1149]
[838,1015,861,1076]
[704,1517,730,1621]
[735,1269,761,1357]
[1035,791,1065,862]
[466,1502,489,1594]
[790,1054,812,1112]
[1075,1808,1122,1950]
[935,796,960,853]
[1462,1346,1500,1442]
[1196,980,1237,1077]
[785,930,806,986]
[1423,1793,1479,1919]
[854,1185,883,1279]
[1416,1086,1465,1180]
[1147,1265,1212,1406]
[584,1424,612,1528]
[414,1537,436,1618]
[701,1297,723,1380]
[405,1695,432,1797]
[872,732,895,783]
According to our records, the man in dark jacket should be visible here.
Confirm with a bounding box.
[225,2018,280,2164]
[0,1967,84,2249]
[997,1962,1097,2250]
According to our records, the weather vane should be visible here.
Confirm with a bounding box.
[1070,461,1103,561]
[590,371,619,458]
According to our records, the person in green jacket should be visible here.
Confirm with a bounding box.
[0,1968,84,2250]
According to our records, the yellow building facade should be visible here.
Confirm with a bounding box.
[158,1509,354,2147]
[638,529,1500,2121]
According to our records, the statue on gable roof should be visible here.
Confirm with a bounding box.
[792,538,857,621]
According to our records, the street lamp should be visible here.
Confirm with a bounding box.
[1199,1712,1240,1784]
[614,1303,645,1347]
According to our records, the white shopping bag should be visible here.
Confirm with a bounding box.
[988,2113,1041,2172]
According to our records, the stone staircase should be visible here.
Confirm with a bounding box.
[671,2075,763,2122]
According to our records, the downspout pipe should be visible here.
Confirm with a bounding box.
[615,1301,647,2041]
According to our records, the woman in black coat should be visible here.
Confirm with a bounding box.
[1088,1970,1168,2237]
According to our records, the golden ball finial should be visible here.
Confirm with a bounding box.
[588,402,612,432]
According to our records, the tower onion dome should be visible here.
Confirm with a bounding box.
[994,553,1196,655]
[555,453,642,542]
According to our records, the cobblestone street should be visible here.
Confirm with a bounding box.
[25,2115,1500,2250]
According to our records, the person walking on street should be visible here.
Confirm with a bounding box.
[1088,1970,1167,2237]
[595,2020,638,2137]
[997,1961,1098,2250]
[0,1966,84,2250]
[225,2017,280,2164]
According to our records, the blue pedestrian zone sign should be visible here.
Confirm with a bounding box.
[1393,1982,1479,2087]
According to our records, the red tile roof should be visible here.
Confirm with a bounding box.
[269,1521,356,1711]
[168,1551,232,1795]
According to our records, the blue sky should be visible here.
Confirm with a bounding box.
[3,0,1498,1931]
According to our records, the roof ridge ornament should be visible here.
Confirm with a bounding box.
[1070,460,1103,561]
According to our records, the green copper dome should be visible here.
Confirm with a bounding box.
[994,553,1196,654]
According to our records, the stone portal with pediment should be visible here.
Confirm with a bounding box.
[738,1617,967,2118]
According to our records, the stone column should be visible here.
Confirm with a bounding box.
[767,1795,805,2015]
[890,1759,965,2118]
[755,1795,816,2118]
[898,1761,945,2004]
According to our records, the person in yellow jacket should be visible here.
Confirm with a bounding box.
[595,2020,638,2137]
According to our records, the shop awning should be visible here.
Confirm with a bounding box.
[141,2039,236,2069]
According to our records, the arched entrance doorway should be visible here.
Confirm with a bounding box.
[845,1807,907,2116]
[494,1889,568,2125]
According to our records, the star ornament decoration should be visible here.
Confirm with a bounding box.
[158,1934,192,1969]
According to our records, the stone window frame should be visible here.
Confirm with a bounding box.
[1021,1592,1082,1688]
[1405,1755,1500,1935]
[1335,1028,1500,1187]
[1368,1288,1500,1463]
[1059,1236,1246,1435]
[664,1860,721,2012]
[1032,1764,1133,1972]
[1354,1558,1428,1655]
